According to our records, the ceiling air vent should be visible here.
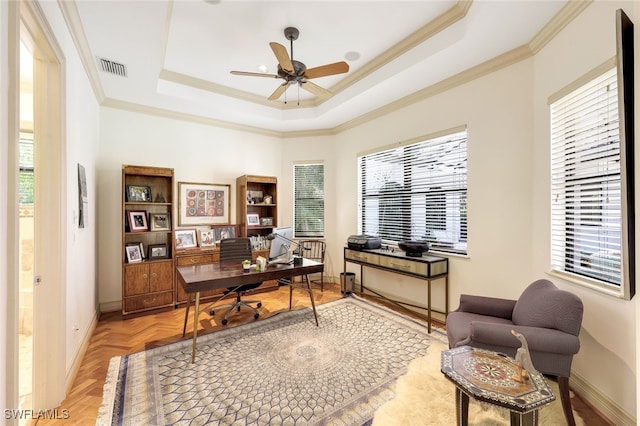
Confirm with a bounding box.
[96,57,127,77]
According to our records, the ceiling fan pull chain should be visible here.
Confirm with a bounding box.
[297,84,300,106]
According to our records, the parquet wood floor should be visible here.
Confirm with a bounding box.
[36,282,611,425]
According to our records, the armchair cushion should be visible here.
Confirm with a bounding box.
[456,294,517,319]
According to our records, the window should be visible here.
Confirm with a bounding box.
[293,163,324,238]
[550,67,626,292]
[19,133,34,205]
[358,128,468,255]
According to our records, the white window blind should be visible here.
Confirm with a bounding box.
[358,129,468,254]
[294,163,324,238]
[550,67,622,286]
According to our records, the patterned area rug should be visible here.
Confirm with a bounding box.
[97,295,438,425]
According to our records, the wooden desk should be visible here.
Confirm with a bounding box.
[177,258,324,362]
[343,247,448,332]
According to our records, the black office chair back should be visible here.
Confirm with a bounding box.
[220,238,252,263]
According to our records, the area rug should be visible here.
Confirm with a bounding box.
[97,295,436,425]
[371,340,586,426]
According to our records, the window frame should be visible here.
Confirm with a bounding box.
[293,162,325,239]
[357,126,468,255]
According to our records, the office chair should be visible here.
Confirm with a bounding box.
[209,238,262,325]
[299,240,326,291]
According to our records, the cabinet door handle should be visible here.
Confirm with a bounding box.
[151,272,157,278]
[143,274,148,279]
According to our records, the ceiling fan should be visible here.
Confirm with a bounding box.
[230,27,349,103]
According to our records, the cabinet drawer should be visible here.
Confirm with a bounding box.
[124,290,173,312]
[345,249,379,265]
[176,254,215,266]
[379,256,427,275]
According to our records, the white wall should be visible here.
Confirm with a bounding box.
[97,108,283,308]
[531,0,637,419]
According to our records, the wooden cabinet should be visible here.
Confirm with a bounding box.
[122,165,175,317]
[236,175,277,238]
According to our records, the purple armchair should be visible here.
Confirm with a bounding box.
[446,279,583,426]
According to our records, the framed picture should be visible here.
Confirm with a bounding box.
[149,213,171,231]
[175,229,198,250]
[247,213,260,226]
[127,242,145,259]
[125,244,143,263]
[260,217,273,226]
[199,229,216,247]
[127,210,148,232]
[178,182,231,226]
[148,244,169,259]
[126,185,152,202]
[213,225,238,243]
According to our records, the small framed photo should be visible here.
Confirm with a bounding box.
[149,213,171,231]
[199,229,216,247]
[247,213,260,226]
[126,185,152,202]
[260,217,273,226]
[125,244,143,263]
[127,210,148,232]
[148,244,169,260]
[175,229,198,250]
[127,242,145,259]
[213,225,238,243]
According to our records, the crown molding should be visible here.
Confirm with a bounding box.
[57,0,105,103]
[529,0,593,54]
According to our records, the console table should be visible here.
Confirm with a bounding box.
[343,247,448,332]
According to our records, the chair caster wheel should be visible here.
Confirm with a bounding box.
[237,306,241,312]
[254,313,259,319]
[210,310,215,316]
[222,319,228,325]
[257,303,262,308]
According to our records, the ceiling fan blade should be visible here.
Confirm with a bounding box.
[230,70,280,78]
[300,81,332,99]
[269,42,294,73]
[268,83,289,101]
[304,61,349,79]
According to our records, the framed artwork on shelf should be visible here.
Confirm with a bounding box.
[125,244,143,263]
[247,213,260,226]
[149,213,171,231]
[125,185,152,202]
[126,210,148,232]
[127,242,145,259]
[213,225,238,243]
[175,229,198,250]
[260,217,273,226]
[178,182,231,226]
[148,244,169,259]
[199,229,216,247]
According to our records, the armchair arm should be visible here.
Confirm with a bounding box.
[470,322,581,355]
[455,294,516,319]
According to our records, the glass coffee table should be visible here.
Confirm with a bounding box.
[441,346,555,426]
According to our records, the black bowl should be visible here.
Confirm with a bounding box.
[398,241,430,257]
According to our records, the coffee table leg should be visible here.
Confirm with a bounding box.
[455,387,469,426]
[510,410,537,426]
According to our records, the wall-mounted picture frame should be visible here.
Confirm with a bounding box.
[247,213,260,226]
[175,229,198,250]
[125,244,143,263]
[260,217,273,226]
[126,210,148,232]
[178,182,231,226]
[148,243,169,259]
[199,229,216,247]
[213,224,238,243]
[149,213,171,231]
[126,185,152,202]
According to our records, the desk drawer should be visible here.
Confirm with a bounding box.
[345,249,379,265]
[124,290,173,313]
[379,256,428,275]
[177,254,216,266]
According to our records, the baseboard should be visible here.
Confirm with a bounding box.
[100,300,122,313]
[570,371,636,425]
[65,310,99,395]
